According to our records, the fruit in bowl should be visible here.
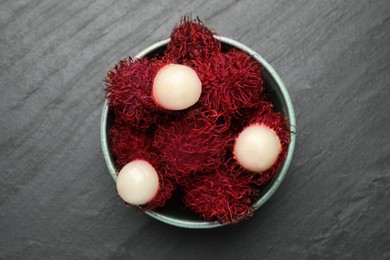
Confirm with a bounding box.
[101,16,296,228]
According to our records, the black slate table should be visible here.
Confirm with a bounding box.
[1,0,389,259]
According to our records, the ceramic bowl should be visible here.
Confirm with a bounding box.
[101,36,296,228]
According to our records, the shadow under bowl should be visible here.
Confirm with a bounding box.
[101,36,296,229]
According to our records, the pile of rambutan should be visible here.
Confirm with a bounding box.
[105,16,290,224]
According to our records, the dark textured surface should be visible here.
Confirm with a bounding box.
[1,0,389,259]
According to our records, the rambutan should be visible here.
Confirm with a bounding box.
[187,48,264,116]
[110,119,176,209]
[153,108,231,184]
[165,15,221,62]
[182,164,258,224]
[231,101,290,186]
[106,57,166,130]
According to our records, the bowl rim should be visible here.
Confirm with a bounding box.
[100,35,296,229]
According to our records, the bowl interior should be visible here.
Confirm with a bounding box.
[101,36,296,228]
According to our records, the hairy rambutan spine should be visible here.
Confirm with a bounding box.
[109,118,152,169]
[165,15,221,62]
[182,164,258,224]
[154,108,231,184]
[106,57,172,130]
[187,48,264,116]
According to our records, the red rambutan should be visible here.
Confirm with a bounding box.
[187,48,264,116]
[153,108,231,184]
[182,164,258,224]
[165,15,221,62]
[106,57,167,130]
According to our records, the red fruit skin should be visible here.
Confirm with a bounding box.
[182,163,258,224]
[105,58,157,130]
[165,16,221,62]
[186,48,264,116]
[154,109,231,185]
[109,117,152,169]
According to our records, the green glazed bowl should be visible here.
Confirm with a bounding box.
[101,36,296,229]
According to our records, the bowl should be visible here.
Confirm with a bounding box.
[101,36,296,229]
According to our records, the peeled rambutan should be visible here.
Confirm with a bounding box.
[153,108,231,184]
[164,15,221,62]
[230,101,291,186]
[182,163,258,224]
[187,48,264,116]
